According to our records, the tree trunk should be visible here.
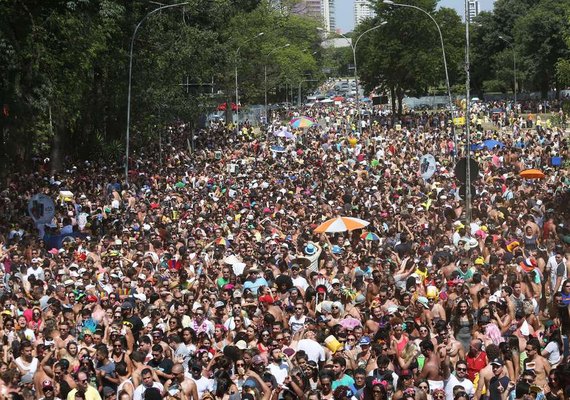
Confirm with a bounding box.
[396,86,403,116]
[50,106,63,173]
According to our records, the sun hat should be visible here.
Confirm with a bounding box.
[304,243,317,255]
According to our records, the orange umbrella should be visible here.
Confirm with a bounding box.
[519,169,545,179]
[314,216,369,233]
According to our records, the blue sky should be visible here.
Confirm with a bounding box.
[336,0,497,33]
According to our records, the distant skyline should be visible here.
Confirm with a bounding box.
[335,0,497,33]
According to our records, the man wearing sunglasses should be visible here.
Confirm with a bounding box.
[67,371,101,400]
[445,360,474,400]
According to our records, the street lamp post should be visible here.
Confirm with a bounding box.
[464,0,472,224]
[498,35,517,106]
[125,2,189,185]
[264,44,290,125]
[235,32,264,130]
[352,23,387,136]
[319,22,386,136]
[383,0,457,159]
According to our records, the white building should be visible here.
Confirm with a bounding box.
[293,0,335,33]
[322,0,335,33]
[354,0,376,27]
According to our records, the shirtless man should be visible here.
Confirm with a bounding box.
[433,323,464,366]
[366,272,381,305]
[365,305,384,335]
[418,339,447,391]
[428,295,446,325]
[523,338,550,388]
[163,363,199,400]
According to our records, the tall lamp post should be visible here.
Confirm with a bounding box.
[383,0,456,159]
[125,2,189,185]
[264,43,290,125]
[464,0,472,224]
[319,22,386,136]
[235,32,264,130]
[498,35,517,106]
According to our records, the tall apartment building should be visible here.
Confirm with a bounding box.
[354,0,376,27]
[293,0,335,32]
[467,0,480,22]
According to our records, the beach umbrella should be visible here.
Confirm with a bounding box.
[519,169,545,179]
[314,216,370,233]
[290,116,317,128]
[482,139,505,150]
[339,317,362,330]
[273,128,294,139]
[360,231,380,241]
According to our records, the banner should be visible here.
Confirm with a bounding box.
[453,117,466,126]
[28,194,55,224]
[419,154,437,180]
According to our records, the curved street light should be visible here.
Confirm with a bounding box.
[235,32,264,130]
[498,35,517,106]
[125,2,189,185]
[319,22,387,136]
[383,0,457,159]
[264,43,290,125]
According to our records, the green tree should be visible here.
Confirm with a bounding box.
[357,0,464,114]
[513,0,569,98]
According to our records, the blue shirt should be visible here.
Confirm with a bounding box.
[243,277,268,295]
[332,374,355,390]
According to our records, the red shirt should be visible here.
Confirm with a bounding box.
[466,351,488,381]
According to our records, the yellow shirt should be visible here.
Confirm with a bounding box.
[67,385,102,400]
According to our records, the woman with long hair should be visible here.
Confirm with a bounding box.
[452,299,473,353]
[417,379,433,400]
[245,325,258,348]
[213,324,230,352]
[546,367,565,400]
[498,342,516,380]
[541,327,562,368]
[389,317,409,361]
[256,329,272,357]
[362,377,388,400]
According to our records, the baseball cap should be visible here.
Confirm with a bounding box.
[42,380,54,390]
[359,336,371,346]
[252,355,265,365]
[102,387,115,397]
[120,301,134,309]
[490,358,504,367]
[214,301,225,308]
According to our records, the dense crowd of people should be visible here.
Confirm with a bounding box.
[0,100,568,400]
